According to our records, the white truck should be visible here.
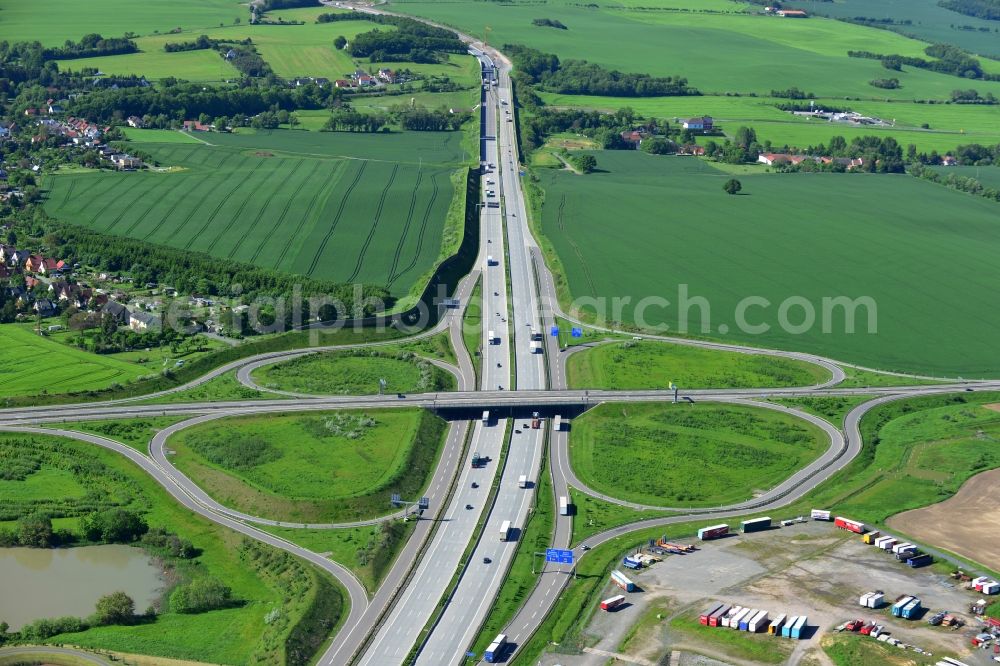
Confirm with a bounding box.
[488,330,499,345]
[499,520,512,541]
[518,475,528,489]
[530,341,542,354]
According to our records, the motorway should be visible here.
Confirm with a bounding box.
[2,10,998,666]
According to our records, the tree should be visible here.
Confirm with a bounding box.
[94,591,135,625]
[170,576,234,613]
[723,178,742,195]
[333,35,347,50]
[641,137,676,155]
[82,508,149,543]
[572,154,597,173]
[17,513,54,547]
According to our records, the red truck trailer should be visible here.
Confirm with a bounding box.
[834,516,866,534]
[601,595,625,611]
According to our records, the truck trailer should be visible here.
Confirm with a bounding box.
[748,610,770,632]
[622,556,642,570]
[601,595,625,611]
[907,553,933,568]
[708,605,731,627]
[499,520,512,542]
[741,517,772,533]
[810,509,831,521]
[901,598,922,619]
[891,596,915,617]
[768,614,787,635]
[863,530,881,544]
[790,615,808,639]
[834,516,866,534]
[729,608,752,631]
[611,570,635,592]
[700,603,725,625]
[553,415,563,431]
[720,606,743,628]
[698,524,729,540]
[517,475,528,489]
[487,330,499,345]
[484,634,508,663]
[482,410,490,425]
[559,496,569,516]
[530,341,543,354]
[781,616,799,638]
[738,609,758,631]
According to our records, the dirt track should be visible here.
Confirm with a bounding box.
[888,467,1000,568]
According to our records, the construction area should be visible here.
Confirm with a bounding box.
[536,518,1000,666]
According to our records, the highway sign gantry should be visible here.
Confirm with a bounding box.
[546,548,574,564]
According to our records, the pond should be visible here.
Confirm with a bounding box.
[0,544,164,630]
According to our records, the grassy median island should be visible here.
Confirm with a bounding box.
[570,402,827,507]
[0,432,344,665]
[251,348,456,396]
[168,409,448,523]
[567,339,830,390]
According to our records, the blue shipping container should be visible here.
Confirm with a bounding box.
[622,557,641,570]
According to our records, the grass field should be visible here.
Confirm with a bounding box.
[251,348,456,395]
[670,614,791,664]
[0,324,151,399]
[536,151,1000,375]
[566,339,830,389]
[0,432,343,664]
[168,409,447,523]
[44,129,468,298]
[930,164,1000,188]
[569,402,827,507]
[794,0,1000,61]
[539,92,1000,157]
[570,486,673,546]
[392,0,1000,99]
[45,416,193,452]
[823,633,939,666]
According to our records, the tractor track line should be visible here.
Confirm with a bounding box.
[270,160,350,273]
[182,159,266,251]
[386,168,422,287]
[142,151,238,243]
[230,159,310,261]
[204,156,283,254]
[302,160,368,277]
[389,170,439,289]
[346,163,399,283]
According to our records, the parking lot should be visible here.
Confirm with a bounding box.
[535,520,995,665]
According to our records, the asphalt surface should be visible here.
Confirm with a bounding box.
[2,10,996,666]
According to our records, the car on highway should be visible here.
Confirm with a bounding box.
[515,429,521,434]
[483,557,492,564]
[471,482,479,488]
[465,504,473,510]
[581,544,591,551]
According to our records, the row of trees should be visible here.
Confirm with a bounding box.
[848,43,996,81]
[43,33,137,60]
[938,0,1000,21]
[506,44,698,97]
[317,12,466,63]
[324,104,471,133]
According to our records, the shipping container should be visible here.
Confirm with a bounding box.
[859,592,874,607]
[601,595,625,611]
[559,496,569,516]
[768,614,787,635]
[901,598,922,619]
[738,609,759,631]
[709,605,731,627]
[484,634,508,663]
[781,616,799,638]
[868,593,885,608]
[720,606,742,628]
[698,524,729,540]
[611,570,635,592]
[790,615,808,639]
[834,516,866,534]
[863,530,881,544]
[499,520,512,542]
[892,542,914,554]
[729,608,752,631]
[907,554,933,568]
[748,610,770,632]
[874,536,896,549]
[810,509,831,521]
[741,517,772,533]
[700,603,725,625]
[891,596,914,617]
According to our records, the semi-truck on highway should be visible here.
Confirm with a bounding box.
[499,520,512,542]
[488,330,499,345]
[484,633,508,663]
[486,255,498,266]
[518,475,528,489]
[530,329,543,341]
[559,496,569,516]
[553,415,563,431]
[471,452,485,468]
[530,341,542,354]
[482,410,490,425]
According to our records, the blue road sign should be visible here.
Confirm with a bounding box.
[546,548,574,564]
[571,327,583,338]
[550,325,560,337]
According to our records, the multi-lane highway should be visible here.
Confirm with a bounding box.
[2,9,996,666]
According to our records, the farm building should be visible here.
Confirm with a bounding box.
[682,116,713,131]
[777,9,808,17]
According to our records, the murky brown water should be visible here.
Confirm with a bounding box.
[0,544,164,630]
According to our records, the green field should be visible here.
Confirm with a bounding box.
[44,129,468,297]
[566,339,830,389]
[536,151,1000,375]
[0,432,342,664]
[168,409,447,522]
[570,402,827,507]
[540,92,1000,155]
[794,0,1000,61]
[0,324,150,398]
[930,164,1000,189]
[251,348,456,395]
[392,0,1000,99]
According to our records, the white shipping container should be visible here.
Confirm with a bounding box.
[868,593,885,608]
[859,592,874,607]
[810,509,831,521]
[880,538,898,550]
[893,542,914,554]
[720,606,743,628]
[748,610,769,632]
[982,582,1000,595]
[874,536,893,548]
[729,608,751,630]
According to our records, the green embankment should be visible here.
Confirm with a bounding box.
[570,402,827,507]
[567,339,830,389]
[168,409,448,523]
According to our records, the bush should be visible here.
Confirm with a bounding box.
[170,576,235,613]
[81,508,149,543]
[723,178,742,195]
[94,591,135,625]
